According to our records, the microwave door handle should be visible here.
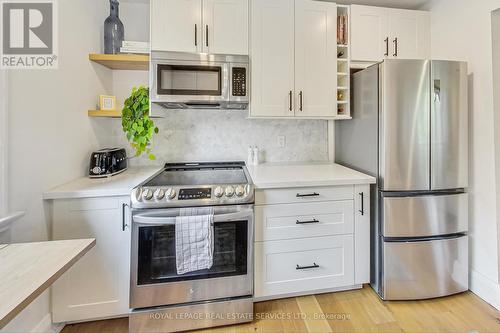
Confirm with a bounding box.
[133,209,253,226]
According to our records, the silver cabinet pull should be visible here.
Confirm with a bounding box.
[384,37,389,56]
[393,37,398,57]
[299,91,303,111]
[296,263,320,270]
[206,25,209,47]
[289,90,293,111]
[194,24,197,46]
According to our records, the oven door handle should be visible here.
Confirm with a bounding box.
[133,209,253,226]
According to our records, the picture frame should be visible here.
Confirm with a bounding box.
[99,95,116,111]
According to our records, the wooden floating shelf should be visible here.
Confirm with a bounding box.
[338,86,349,90]
[335,114,352,120]
[88,110,121,118]
[337,101,349,104]
[89,53,149,70]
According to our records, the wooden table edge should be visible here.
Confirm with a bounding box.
[0,239,96,329]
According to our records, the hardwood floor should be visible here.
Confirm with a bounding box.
[61,286,500,333]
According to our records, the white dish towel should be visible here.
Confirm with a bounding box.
[175,207,214,275]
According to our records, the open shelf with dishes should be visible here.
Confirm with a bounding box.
[336,5,351,119]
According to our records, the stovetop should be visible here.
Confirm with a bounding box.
[131,162,254,209]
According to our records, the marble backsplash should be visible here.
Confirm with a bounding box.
[93,110,329,166]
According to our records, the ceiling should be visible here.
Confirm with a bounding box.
[119,0,430,10]
[334,0,430,9]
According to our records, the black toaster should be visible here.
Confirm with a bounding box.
[89,148,128,178]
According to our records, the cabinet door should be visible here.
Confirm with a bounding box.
[388,9,430,59]
[151,0,202,52]
[255,235,354,299]
[51,197,131,323]
[294,0,337,117]
[350,5,389,62]
[203,0,248,55]
[354,184,370,285]
[250,0,294,117]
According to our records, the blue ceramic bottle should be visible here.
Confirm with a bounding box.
[104,0,124,54]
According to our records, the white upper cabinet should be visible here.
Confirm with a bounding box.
[151,0,248,55]
[203,0,248,55]
[387,8,430,59]
[295,0,337,118]
[250,0,295,117]
[151,0,202,53]
[350,5,389,63]
[251,0,337,119]
[350,5,430,62]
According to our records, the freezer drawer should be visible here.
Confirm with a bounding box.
[382,193,468,238]
[382,235,468,300]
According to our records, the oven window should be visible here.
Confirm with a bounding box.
[137,221,247,285]
[157,65,222,96]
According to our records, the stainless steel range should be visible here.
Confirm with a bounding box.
[129,162,254,333]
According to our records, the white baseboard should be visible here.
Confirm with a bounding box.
[470,269,500,310]
[253,284,363,302]
[30,314,64,333]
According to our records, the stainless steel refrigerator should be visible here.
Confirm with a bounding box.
[336,59,469,300]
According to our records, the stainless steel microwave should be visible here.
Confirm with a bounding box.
[150,51,249,110]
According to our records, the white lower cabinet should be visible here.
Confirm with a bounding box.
[51,196,131,323]
[254,184,370,300]
[255,235,354,298]
[255,201,354,242]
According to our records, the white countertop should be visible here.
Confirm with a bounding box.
[0,239,95,328]
[43,167,161,200]
[43,163,375,199]
[247,162,376,189]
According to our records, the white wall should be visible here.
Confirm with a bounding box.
[0,70,7,217]
[1,0,112,331]
[424,0,500,309]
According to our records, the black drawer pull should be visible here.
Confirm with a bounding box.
[296,263,320,270]
[296,219,320,225]
[359,192,364,216]
[296,192,319,198]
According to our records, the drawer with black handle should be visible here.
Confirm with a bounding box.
[255,186,353,205]
[254,235,354,299]
[254,201,354,242]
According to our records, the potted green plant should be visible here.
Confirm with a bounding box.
[121,86,159,160]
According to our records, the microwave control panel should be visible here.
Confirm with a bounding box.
[232,67,247,97]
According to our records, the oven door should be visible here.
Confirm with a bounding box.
[130,205,253,309]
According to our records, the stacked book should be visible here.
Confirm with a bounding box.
[337,14,348,45]
[120,41,150,54]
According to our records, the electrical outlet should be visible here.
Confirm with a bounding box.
[277,135,286,148]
